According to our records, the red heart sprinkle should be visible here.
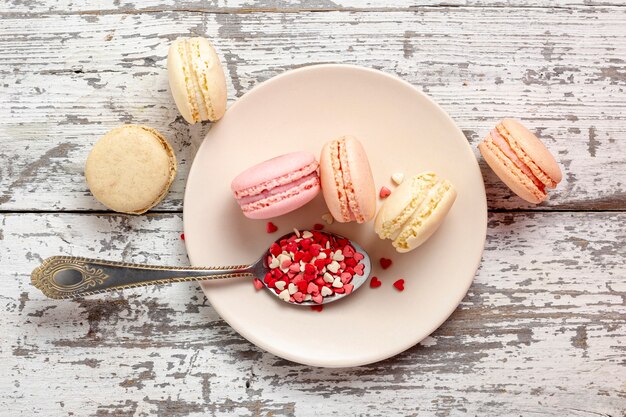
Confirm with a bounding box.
[180,233,185,240]
[370,277,382,288]
[380,258,392,270]
[379,186,392,198]
[313,223,324,230]
[311,305,324,312]
[393,279,405,291]
[253,278,264,290]
[266,222,278,233]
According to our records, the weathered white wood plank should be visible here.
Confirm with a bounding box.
[1,8,625,211]
[3,0,626,14]
[1,212,624,416]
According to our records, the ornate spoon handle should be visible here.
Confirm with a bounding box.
[31,256,253,299]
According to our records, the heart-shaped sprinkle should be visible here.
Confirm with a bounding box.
[281,259,292,270]
[307,282,319,294]
[321,213,334,224]
[343,284,354,294]
[327,261,340,273]
[379,258,392,270]
[312,294,323,304]
[288,283,298,295]
[340,272,352,284]
[370,277,382,288]
[393,279,405,291]
[253,278,264,290]
[391,172,404,185]
[266,222,278,233]
[321,286,333,296]
[180,233,185,240]
[332,277,343,288]
[304,294,312,301]
[278,289,290,301]
[342,245,355,258]
[354,263,365,276]
[379,186,392,198]
[332,251,345,261]
[275,281,286,291]
[313,223,324,230]
[323,272,334,283]
[293,292,304,302]
[353,252,364,261]
[310,305,324,312]
[302,231,313,239]
[289,263,301,273]
[269,258,280,269]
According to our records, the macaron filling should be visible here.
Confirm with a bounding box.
[234,160,319,200]
[328,138,366,223]
[179,38,213,122]
[490,129,545,191]
[240,175,320,214]
[392,179,452,251]
[236,171,319,206]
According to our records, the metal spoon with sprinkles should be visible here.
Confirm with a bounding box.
[31,230,372,306]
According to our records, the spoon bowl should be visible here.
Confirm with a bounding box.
[32,230,371,306]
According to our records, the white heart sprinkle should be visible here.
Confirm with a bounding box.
[327,261,340,273]
[277,254,290,264]
[304,294,312,301]
[288,283,298,295]
[326,242,331,249]
[278,289,290,301]
[269,258,279,269]
[332,277,343,288]
[321,286,333,297]
[293,228,301,237]
[323,272,334,283]
[275,281,286,291]
[318,252,327,259]
[302,231,313,239]
[392,172,405,185]
[332,251,345,261]
[321,213,334,224]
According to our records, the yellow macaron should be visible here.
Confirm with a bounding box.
[85,125,177,214]
[167,37,227,124]
[375,172,456,253]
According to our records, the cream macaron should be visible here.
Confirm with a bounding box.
[167,37,227,124]
[85,125,177,214]
[375,172,456,253]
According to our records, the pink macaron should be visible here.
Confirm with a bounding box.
[319,135,376,223]
[231,151,321,219]
[478,119,562,204]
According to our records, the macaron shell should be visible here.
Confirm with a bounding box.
[242,181,321,219]
[500,118,562,186]
[478,137,546,204]
[395,184,457,253]
[85,125,177,214]
[232,151,318,193]
[168,39,195,123]
[342,136,376,222]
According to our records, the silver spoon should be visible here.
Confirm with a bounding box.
[31,231,371,306]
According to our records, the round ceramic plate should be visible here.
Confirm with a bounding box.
[184,64,487,367]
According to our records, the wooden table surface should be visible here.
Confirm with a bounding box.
[1,1,625,416]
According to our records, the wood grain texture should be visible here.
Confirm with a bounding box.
[1,7,625,211]
[3,0,626,14]
[1,212,624,416]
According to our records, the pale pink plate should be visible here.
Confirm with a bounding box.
[183,64,487,367]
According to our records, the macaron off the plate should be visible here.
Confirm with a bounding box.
[478,119,562,204]
[231,151,321,219]
[167,37,227,124]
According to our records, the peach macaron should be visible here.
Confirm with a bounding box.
[319,135,376,223]
[478,119,562,204]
